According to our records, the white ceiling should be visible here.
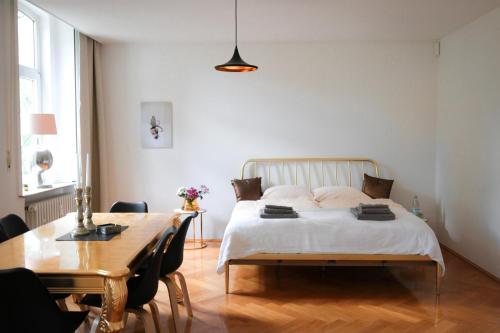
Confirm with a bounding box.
[28,0,500,44]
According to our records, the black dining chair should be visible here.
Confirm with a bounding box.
[0,214,29,239]
[0,214,70,310]
[109,201,149,213]
[159,212,196,333]
[0,228,8,244]
[0,267,88,333]
[80,227,174,333]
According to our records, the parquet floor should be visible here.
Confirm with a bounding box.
[75,242,500,333]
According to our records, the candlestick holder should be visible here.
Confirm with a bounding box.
[84,186,96,231]
[72,187,89,237]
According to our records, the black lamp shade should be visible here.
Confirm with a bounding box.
[215,46,258,72]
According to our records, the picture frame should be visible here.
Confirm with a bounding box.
[140,102,173,149]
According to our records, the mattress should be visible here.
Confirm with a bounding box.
[216,197,444,274]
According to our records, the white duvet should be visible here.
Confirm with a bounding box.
[216,196,444,274]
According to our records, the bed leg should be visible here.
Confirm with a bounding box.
[435,262,442,296]
[225,261,230,294]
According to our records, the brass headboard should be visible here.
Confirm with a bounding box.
[241,157,379,190]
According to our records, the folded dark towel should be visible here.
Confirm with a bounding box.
[354,206,392,215]
[358,204,391,214]
[359,204,389,209]
[351,207,395,221]
[359,208,392,214]
[264,208,296,214]
[359,204,389,208]
[260,209,298,219]
[265,205,294,211]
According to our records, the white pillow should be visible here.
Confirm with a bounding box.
[258,197,319,210]
[261,185,313,200]
[313,186,370,202]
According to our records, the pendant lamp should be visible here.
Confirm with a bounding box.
[215,0,258,72]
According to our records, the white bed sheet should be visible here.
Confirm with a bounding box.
[216,197,444,274]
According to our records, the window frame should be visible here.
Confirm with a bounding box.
[18,3,42,114]
[18,3,43,188]
[17,1,78,193]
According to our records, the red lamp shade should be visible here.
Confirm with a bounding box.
[29,113,57,135]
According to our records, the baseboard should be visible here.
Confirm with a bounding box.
[440,243,499,283]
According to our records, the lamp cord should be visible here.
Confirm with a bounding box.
[235,0,238,47]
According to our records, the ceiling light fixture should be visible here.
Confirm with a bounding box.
[215,0,258,72]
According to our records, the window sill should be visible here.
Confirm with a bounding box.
[21,182,75,205]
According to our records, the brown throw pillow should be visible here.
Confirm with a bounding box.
[231,178,262,201]
[362,173,394,199]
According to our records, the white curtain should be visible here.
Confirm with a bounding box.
[77,32,107,211]
[0,0,24,216]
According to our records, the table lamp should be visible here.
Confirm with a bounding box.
[29,113,57,188]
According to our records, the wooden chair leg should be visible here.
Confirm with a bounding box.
[436,262,442,296]
[72,294,83,304]
[173,271,193,317]
[168,273,184,303]
[129,308,156,333]
[123,312,129,327]
[162,276,182,333]
[56,298,68,311]
[71,293,91,312]
[225,261,230,294]
[148,301,163,333]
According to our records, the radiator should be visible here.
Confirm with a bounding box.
[25,193,75,229]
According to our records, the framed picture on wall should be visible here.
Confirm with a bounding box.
[141,102,173,148]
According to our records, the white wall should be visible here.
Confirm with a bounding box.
[436,8,500,278]
[101,41,438,239]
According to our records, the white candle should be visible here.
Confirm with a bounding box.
[76,153,82,188]
[86,153,91,188]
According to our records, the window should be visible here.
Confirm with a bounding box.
[17,10,37,68]
[17,1,77,192]
[18,9,41,178]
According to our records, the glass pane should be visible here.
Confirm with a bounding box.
[18,11,36,68]
[19,77,36,178]
[19,77,37,129]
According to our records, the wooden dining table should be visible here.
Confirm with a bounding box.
[0,212,179,333]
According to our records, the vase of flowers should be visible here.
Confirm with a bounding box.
[177,185,209,211]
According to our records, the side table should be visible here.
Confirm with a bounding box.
[174,208,207,249]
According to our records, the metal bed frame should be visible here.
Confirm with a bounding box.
[225,157,441,295]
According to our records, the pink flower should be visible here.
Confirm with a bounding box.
[186,187,199,200]
[177,185,210,201]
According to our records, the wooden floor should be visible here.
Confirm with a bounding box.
[74,242,500,333]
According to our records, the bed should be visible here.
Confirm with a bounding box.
[218,157,444,295]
